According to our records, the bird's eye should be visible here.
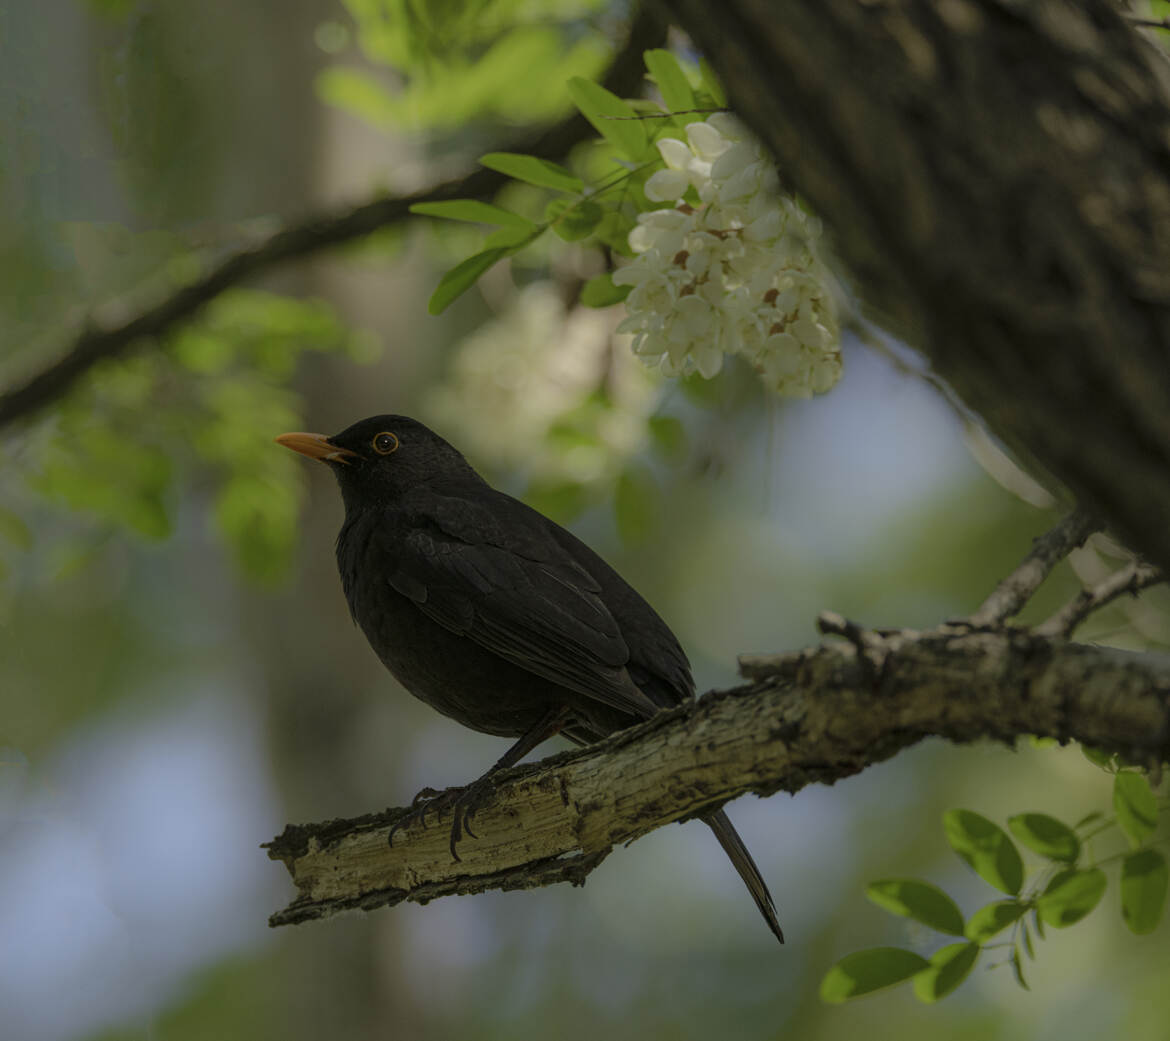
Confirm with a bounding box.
[372,431,399,455]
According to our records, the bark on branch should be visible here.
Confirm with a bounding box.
[266,621,1170,927]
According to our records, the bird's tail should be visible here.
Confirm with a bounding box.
[703,808,784,943]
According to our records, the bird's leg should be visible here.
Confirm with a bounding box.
[451,704,574,848]
[388,705,573,858]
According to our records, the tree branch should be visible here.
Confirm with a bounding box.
[265,623,1170,927]
[0,9,665,432]
[969,508,1101,626]
[1036,561,1166,639]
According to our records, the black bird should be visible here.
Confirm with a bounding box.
[277,415,783,942]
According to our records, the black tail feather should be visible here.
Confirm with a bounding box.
[703,808,784,943]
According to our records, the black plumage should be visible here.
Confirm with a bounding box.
[277,415,783,942]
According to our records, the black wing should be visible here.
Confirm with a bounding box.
[380,488,660,720]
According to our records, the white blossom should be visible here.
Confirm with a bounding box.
[426,283,660,484]
[614,114,841,397]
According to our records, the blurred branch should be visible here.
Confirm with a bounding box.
[266,622,1170,927]
[968,508,1101,627]
[0,9,665,433]
[1036,561,1166,639]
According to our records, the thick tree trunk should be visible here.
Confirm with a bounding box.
[666,0,1170,570]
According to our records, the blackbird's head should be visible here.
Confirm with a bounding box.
[276,415,479,510]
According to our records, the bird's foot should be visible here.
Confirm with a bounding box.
[387,777,497,860]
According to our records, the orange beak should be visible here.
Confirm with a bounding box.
[275,432,358,465]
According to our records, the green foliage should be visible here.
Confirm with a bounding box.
[579,271,630,308]
[614,464,658,546]
[643,48,696,113]
[479,153,584,193]
[1036,868,1107,927]
[83,0,137,18]
[911,943,980,1003]
[409,46,725,313]
[819,948,930,1003]
[565,76,647,158]
[1114,770,1159,846]
[823,769,1168,1004]
[0,506,35,550]
[964,900,1027,942]
[865,879,965,936]
[408,199,536,227]
[545,198,604,242]
[646,415,686,461]
[427,246,516,315]
[5,289,375,586]
[943,809,1024,895]
[1007,813,1081,862]
[1120,849,1168,934]
[316,0,611,130]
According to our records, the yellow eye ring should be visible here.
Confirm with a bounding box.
[372,431,399,455]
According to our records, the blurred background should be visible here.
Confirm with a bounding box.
[1,2,1167,1039]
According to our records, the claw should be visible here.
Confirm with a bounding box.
[387,778,497,859]
[388,784,463,847]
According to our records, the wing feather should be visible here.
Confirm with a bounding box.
[382,494,658,719]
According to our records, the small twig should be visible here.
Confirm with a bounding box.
[969,508,1102,627]
[1125,15,1170,30]
[605,107,728,120]
[1035,562,1165,639]
[817,610,890,685]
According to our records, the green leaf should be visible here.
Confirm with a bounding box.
[479,152,584,193]
[545,198,603,242]
[1021,918,1035,960]
[409,200,535,228]
[1082,744,1117,770]
[1075,811,1105,829]
[567,77,647,159]
[698,57,727,108]
[580,272,630,308]
[213,474,297,583]
[943,809,1024,896]
[427,247,510,315]
[866,880,965,936]
[0,507,32,550]
[1007,813,1081,863]
[1036,868,1107,928]
[911,943,979,1003]
[1032,907,1046,940]
[648,415,687,461]
[316,66,401,128]
[1009,946,1030,991]
[1113,771,1159,847]
[595,210,636,255]
[1120,849,1168,935]
[964,900,1027,942]
[614,465,657,546]
[482,226,541,250]
[819,948,930,1003]
[523,481,590,525]
[643,49,695,113]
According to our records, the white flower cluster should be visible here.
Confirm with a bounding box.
[613,114,841,397]
[426,283,659,484]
